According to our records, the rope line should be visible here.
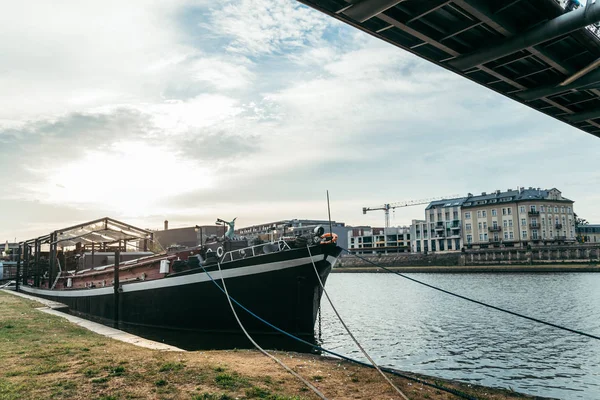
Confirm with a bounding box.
[342,248,600,341]
[206,262,328,400]
[307,246,410,400]
[198,260,479,400]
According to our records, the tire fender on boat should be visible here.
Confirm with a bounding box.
[216,246,224,258]
[320,232,338,244]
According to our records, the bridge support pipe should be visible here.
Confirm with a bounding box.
[449,2,600,71]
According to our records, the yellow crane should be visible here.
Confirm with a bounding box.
[362,195,461,228]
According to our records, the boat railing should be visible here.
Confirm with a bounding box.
[221,240,292,263]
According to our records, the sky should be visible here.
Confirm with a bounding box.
[1,0,599,241]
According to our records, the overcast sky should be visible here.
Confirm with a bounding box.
[1,0,599,241]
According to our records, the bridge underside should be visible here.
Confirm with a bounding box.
[297,0,600,139]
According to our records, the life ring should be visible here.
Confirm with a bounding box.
[320,232,338,244]
[216,246,224,258]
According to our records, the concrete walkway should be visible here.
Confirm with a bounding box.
[2,289,183,352]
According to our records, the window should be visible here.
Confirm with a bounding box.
[543,230,546,238]
[445,212,450,220]
[477,211,482,218]
[431,241,436,251]
[508,220,513,227]
[479,233,484,241]
[437,213,442,220]
[492,209,497,216]
[467,235,472,244]
[507,208,512,215]
[542,217,545,226]
[466,223,472,231]
[509,231,514,239]
[482,210,487,217]
[492,221,498,228]
[532,230,538,240]
[530,205,536,212]
[521,218,527,226]
[531,217,537,227]
[554,206,558,213]
[504,232,508,239]
[567,207,572,213]
[484,233,488,241]
[465,212,471,219]
[503,220,508,228]
[483,222,488,229]
[429,213,434,221]
[478,222,483,230]
[522,231,527,239]
[520,206,525,213]
[541,206,545,212]
[502,208,507,215]
[561,207,565,213]
[453,211,458,219]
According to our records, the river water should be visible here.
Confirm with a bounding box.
[319,272,600,400]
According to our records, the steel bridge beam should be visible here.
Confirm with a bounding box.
[449,1,600,71]
[516,68,600,101]
[343,0,406,23]
[565,108,600,123]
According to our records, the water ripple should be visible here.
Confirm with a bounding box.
[320,272,600,400]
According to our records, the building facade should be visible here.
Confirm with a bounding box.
[348,226,411,254]
[577,224,600,243]
[236,219,351,249]
[410,187,576,253]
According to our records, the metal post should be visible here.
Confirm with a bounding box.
[16,245,21,292]
[91,242,95,270]
[22,244,28,286]
[34,239,40,287]
[113,242,121,328]
[49,233,56,287]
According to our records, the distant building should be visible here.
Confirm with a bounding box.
[410,187,576,252]
[236,219,351,249]
[152,220,221,250]
[347,226,411,254]
[577,224,600,243]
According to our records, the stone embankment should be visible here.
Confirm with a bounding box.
[336,244,600,273]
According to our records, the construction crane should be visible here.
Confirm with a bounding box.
[362,195,461,228]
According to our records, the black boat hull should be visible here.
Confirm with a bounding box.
[20,244,341,346]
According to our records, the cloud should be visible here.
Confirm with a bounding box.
[1,0,599,242]
[205,0,334,56]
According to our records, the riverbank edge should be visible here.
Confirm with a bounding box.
[332,264,600,273]
[0,290,551,400]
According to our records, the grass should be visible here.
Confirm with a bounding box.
[0,291,542,400]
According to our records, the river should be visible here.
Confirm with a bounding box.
[319,272,600,400]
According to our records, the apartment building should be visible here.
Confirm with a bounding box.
[411,197,467,253]
[577,224,600,243]
[462,187,575,249]
[410,187,576,252]
[347,226,411,254]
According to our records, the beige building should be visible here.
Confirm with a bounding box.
[461,187,575,249]
[410,187,576,252]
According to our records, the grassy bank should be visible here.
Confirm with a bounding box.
[0,291,542,400]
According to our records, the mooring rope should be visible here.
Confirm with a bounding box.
[342,248,600,341]
[204,262,329,400]
[199,260,479,400]
[307,246,410,400]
